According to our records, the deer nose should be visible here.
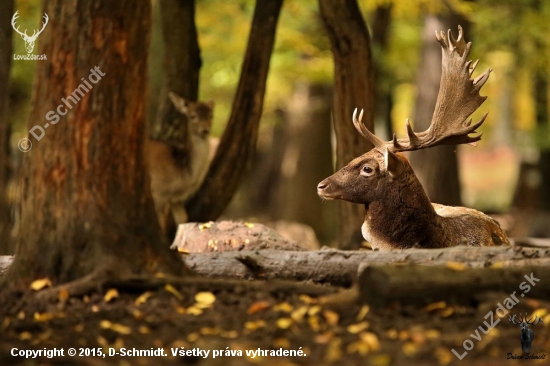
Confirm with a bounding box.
[317,182,328,191]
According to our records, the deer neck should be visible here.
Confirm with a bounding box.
[187,132,210,191]
[362,176,441,249]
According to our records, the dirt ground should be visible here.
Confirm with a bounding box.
[1,276,549,366]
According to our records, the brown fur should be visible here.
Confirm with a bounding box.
[147,93,214,235]
[317,150,509,250]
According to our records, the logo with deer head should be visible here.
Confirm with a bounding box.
[11,11,49,54]
[509,313,543,353]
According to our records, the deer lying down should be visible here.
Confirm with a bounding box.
[317,26,510,250]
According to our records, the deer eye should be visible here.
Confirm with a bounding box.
[361,166,374,177]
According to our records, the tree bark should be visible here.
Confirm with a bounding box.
[318,0,375,249]
[535,70,550,211]
[3,0,183,288]
[0,0,13,254]
[151,0,201,144]
[408,14,466,206]
[186,0,283,221]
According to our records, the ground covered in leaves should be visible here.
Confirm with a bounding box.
[0,277,549,366]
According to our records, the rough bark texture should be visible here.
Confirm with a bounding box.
[186,0,283,221]
[359,264,550,307]
[151,0,201,144]
[408,14,465,206]
[318,0,375,249]
[3,0,183,287]
[534,70,550,211]
[0,0,13,254]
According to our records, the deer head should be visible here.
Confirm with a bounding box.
[11,11,49,54]
[317,26,504,249]
[509,313,543,353]
[168,92,214,139]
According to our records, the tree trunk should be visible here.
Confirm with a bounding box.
[318,0,375,249]
[151,0,201,144]
[186,0,283,221]
[535,70,550,211]
[0,0,13,254]
[408,14,465,206]
[3,0,183,288]
[277,82,336,242]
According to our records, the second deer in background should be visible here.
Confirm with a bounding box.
[147,92,214,237]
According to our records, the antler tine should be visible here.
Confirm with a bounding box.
[526,314,543,326]
[352,108,386,151]
[11,11,27,37]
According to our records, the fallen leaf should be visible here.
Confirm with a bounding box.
[291,306,309,322]
[308,305,321,316]
[308,315,321,331]
[100,320,131,335]
[135,291,153,305]
[445,261,465,271]
[324,338,342,362]
[187,332,199,342]
[273,302,293,313]
[139,326,150,334]
[104,288,119,303]
[356,305,370,321]
[30,278,52,291]
[164,284,183,301]
[244,320,266,331]
[220,330,239,339]
[323,310,339,326]
[347,340,369,355]
[247,301,270,314]
[435,347,453,366]
[424,301,446,312]
[273,338,290,348]
[199,222,212,230]
[314,331,334,344]
[402,341,419,356]
[186,306,203,316]
[195,292,216,307]
[19,332,32,340]
[359,332,380,351]
[299,294,315,304]
[276,317,293,329]
[244,222,255,228]
[33,312,54,322]
[371,354,392,366]
[200,327,220,335]
[58,288,69,303]
[347,321,369,334]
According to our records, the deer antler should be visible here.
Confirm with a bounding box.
[526,315,544,326]
[509,314,523,326]
[354,25,491,153]
[11,11,48,40]
[11,11,27,38]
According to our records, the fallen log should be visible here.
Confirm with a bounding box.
[358,264,550,307]
[1,246,549,286]
[180,246,550,286]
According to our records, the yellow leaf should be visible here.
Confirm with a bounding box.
[135,291,153,305]
[164,284,183,301]
[308,305,321,316]
[30,278,52,291]
[244,222,255,228]
[347,321,369,334]
[402,341,419,356]
[58,288,69,302]
[187,332,199,342]
[356,305,370,321]
[276,317,293,329]
[273,338,290,348]
[314,331,334,344]
[445,261,465,271]
[273,302,293,313]
[308,315,320,331]
[195,292,216,307]
[33,312,54,322]
[104,288,119,303]
[100,320,131,335]
[435,347,453,366]
[424,301,446,312]
[490,262,505,269]
[245,320,266,331]
[299,294,315,304]
[325,338,342,362]
[360,332,380,351]
[186,306,203,316]
[220,330,239,339]
[200,327,220,335]
[290,306,309,322]
[19,331,32,340]
[199,222,212,230]
[323,310,339,326]
[177,248,190,254]
[347,340,370,355]
[371,354,392,366]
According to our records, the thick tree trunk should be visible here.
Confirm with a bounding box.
[408,14,465,206]
[186,0,283,221]
[535,71,550,211]
[0,0,13,254]
[3,0,183,288]
[152,0,201,144]
[318,0,375,249]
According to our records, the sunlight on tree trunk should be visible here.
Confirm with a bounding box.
[3,0,183,288]
[319,0,375,249]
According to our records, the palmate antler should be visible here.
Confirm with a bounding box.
[354,25,492,153]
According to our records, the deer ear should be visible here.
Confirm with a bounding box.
[168,92,188,114]
[384,149,404,178]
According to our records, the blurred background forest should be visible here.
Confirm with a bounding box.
[4,0,550,247]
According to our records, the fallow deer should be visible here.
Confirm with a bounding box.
[317,26,510,250]
[147,92,214,236]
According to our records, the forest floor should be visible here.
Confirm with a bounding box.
[0,273,549,366]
